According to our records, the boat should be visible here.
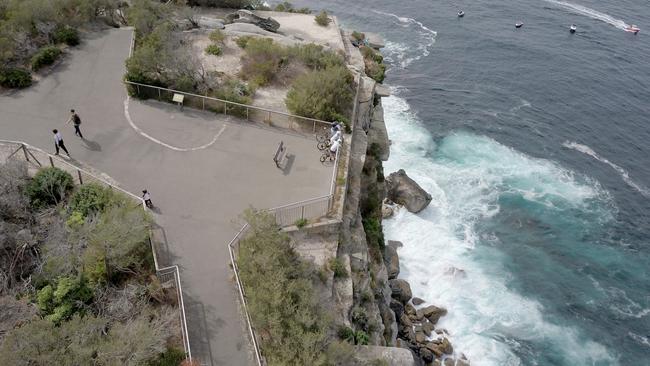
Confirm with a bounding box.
[458,11,465,18]
[570,24,577,33]
[515,22,524,28]
[625,25,640,34]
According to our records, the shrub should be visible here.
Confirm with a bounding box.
[36,276,93,324]
[208,29,225,44]
[66,210,85,228]
[351,306,369,331]
[274,2,311,13]
[25,167,74,207]
[31,46,62,70]
[337,326,355,343]
[238,210,330,365]
[53,25,80,46]
[361,290,373,304]
[240,37,287,86]
[315,10,331,27]
[288,43,344,70]
[0,67,32,88]
[69,183,111,217]
[351,31,365,41]
[329,257,348,279]
[294,218,308,228]
[362,217,385,252]
[285,66,354,122]
[149,347,187,366]
[235,35,254,49]
[205,44,222,56]
[354,330,370,345]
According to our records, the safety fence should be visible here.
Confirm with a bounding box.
[0,140,192,362]
[124,81,334,135]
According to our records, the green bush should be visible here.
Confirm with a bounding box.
[238,210,330,365]
[354,330,369,345]
[337,326,355,343]
[288,43,344,70]
[235,35,254,49]
[205,44,222,56]
[294,218,308,228]
[25,167,74,207]
[69,183,111,217]
[240,37,287,86]
[285,66,354,122]
[36,276,93,324]
[329,257,348,279]
[274,2,311,13]
[208,29,225,44]
[351,31,365,41]
[0,67,32,88]
[362,217,385,252]
[351,306,368,331]
[148,347,187,366]
[314,10,331,27]
[53,25,80,46]
[31,46,62,70]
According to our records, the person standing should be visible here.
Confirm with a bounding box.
[66,109,83,138]
[52,129,70,157]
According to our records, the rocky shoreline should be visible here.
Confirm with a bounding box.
[381,172,469,366]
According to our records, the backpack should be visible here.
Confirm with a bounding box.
[73,114,81,125]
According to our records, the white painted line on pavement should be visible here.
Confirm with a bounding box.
[124,97,226,152]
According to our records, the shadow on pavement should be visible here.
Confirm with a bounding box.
[81,138,101,151]
[184,293,215,366]
[282,153,295,175]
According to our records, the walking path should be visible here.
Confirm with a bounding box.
[0,27,332,365]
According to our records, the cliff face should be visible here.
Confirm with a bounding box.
[339,74,400,349]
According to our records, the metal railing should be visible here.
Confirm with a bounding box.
[124,81,334,135]
[0,140,192,362]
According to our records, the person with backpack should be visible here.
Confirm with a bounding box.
[66,109,83,138]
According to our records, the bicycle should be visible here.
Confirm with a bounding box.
[317,140,331,150]
[320,150,336,163]
[316,127,329,143]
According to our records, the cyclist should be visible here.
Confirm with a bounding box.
[329,129,342,145]
[142,189,153,208]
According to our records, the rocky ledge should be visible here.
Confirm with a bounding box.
[387,241,469,366]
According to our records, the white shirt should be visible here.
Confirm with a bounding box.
[330,130,342,144]
[143,192,151,201]
[330,139,341,153]
[54,132,63,143]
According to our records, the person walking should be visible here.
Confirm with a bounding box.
[142,190,153,208]
[52,129,70,157]
[66,109,83,138]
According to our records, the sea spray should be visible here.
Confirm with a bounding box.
[381,94,617,365]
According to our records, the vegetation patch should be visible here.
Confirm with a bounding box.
[53,25,80,46]
[360,46,386,83]
[285,66,354,123]
[31,46,62,71]
[0,68,32,89]
[205,44,222,56]
[329,257,348,279]
[273,1,311,13]
[238,210,331,365]
[315,10,332,27]
[0,161,180,364]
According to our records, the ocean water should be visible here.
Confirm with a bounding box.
[295,0,650,364]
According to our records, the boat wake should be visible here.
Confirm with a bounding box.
[563,141,650,198]
[371,10,437,68]
[543,0,629,30]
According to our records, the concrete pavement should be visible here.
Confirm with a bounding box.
[0,27,332,365]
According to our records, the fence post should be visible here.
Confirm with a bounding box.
[268,111,271,124]
[301,205,305,220]
[21,144,29,161]
[49,156,54,167]
[77,169,83,185]
[313,121,316,133]
[158,88,161,100]
[246,107,249,121]
[224,102,227,115]
[202,95,205,110]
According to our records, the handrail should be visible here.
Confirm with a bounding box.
[124,80,334,127]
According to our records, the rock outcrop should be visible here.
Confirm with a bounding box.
[384,243,400,279]
[230,10,280,33]
[389,279,412,304]
[385,169,432,213]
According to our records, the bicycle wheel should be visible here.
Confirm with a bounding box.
[320,154,328,162]
[316,134,327,143]
[317,142,327,150]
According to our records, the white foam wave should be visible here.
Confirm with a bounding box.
[382,94,617,365]
[371,10,436,68]
[543,0,629,30]
[563,141,650,198]
[628,332,650,348]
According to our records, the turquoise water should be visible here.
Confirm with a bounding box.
[293,0,650,364]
